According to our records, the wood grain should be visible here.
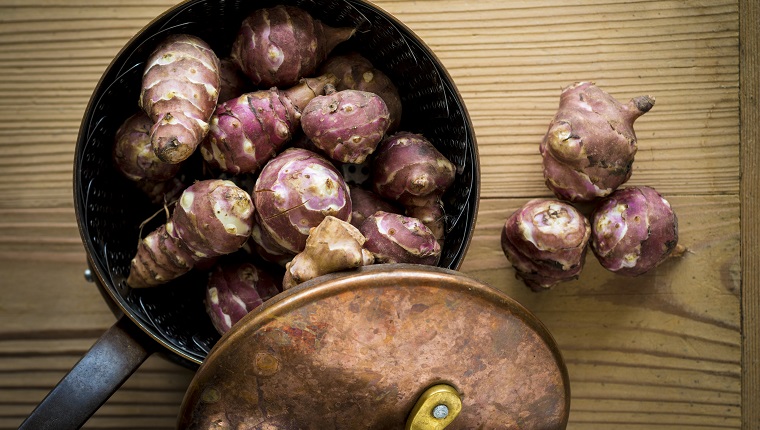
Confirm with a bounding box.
[739,0,759,428]
[0,0,747,429]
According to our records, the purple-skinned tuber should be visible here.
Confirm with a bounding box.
[540,82,655,202]
[371,132,456,208]
[200,74,337,175]
[217,57,254,103]
[319,52,403,132]
[140,34,221,164]
[205,258,281,334]
[231,5,354,88]
[253,148,352,257]
[590,186,679,277]
[113,111,181,183]
[301,85,391,164]
[127,179,254,288]
[348,186,402,229]
[501,199,591,292]
[359,211,441,266]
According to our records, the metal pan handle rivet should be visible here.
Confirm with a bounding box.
[405,384,462,430]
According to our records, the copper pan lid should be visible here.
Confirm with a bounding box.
[177,265,570,429]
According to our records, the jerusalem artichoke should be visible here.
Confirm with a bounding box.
[359,211,441,265]
[140,34,221,164]
[199,74,336,175]
[205,259,281,334]
[231,5,354,88]
[253,148,352,257]
[501,199,591,291]
[282,216,374,289]
[319,52,403,132]
[590,186,679,277]
[113,111,181,183]
[371,132,456,208]
[301,85,390,164]
[127,179,254,288]
[540,82,655,202]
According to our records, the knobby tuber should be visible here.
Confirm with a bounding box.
[127,179,254,288]
[406,202,446,243]
[231,5,355,88]
[248,212,298,267]
[590,186,679,277]
[113,111,181,183]
[501,199,591,292]
[253,148,352,256]
[282,216,374,289]
[217,57,254,103]
[140,34,222,164]
[301,85,391,164]
[205,258,281,334]
[200,74,337,175]
[540,81,655,202]
[348,186,402,229]
[360,211,441,266]
[319,52,403,132]
[372,132,456,208]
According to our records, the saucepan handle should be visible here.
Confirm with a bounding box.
[19,316,154,430]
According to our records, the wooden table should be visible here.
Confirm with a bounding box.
[1,0,757,429]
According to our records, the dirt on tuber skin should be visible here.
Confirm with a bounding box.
[501,199,591,292]
[140,34,222,164]
[282,216,374,290]
[319,52,403,132]
[301,85,391,165]
[200,74,337,175]
[231,5,355,88]
[372,132,457,209]
[540,81,655,202]
[127,179,254,288]
[590,185,679,277]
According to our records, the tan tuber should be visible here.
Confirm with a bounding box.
[282,216,374,290]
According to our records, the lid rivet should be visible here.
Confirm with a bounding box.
[432,404,449,419]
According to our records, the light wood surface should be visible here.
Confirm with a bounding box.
[0,0,753,429]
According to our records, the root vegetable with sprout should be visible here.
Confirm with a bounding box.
[200,74,337,175]
[231,5,354,88]
[540,81,655,202]
[501,199,591,292]
[140,34,221,164]
[127,179,254,288]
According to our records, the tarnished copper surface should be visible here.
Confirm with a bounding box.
[177,265,570,429]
